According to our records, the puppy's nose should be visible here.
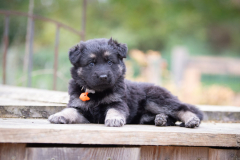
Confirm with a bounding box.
[99,75,108,81]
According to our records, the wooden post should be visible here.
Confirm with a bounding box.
[2,16,9,84]
[171,46,188,87]
[81,0,87,41]
[27,20,34,87]
[23,0,34,85]
[53,25,60,90]
[146,51,162,85]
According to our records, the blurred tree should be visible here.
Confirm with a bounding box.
[0,0,239,92]
[0,0,240,55]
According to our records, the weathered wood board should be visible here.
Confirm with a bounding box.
[0,143,239,160]
[26,147,140,160]
[209,148,240,160]
[0,118,239,147]
[0,143,26,160]
[0,98,66,118]
[141,146,209,160]
[200,105,240,123]
[0,85,69,104]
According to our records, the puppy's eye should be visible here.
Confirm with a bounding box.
[108,60,113,66]
[89,62,95,67]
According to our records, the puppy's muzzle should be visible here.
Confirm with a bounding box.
[95,71,110,82]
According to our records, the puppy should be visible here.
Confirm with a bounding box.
[48,38,203,128]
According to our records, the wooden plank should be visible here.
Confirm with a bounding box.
[209,148,240,160]
[141,146,209,160]
[171,46,189,86]
[0,119,239,147]
[0,143,26,160]
[26,147,140,160]
[0,98,65,118]
[198,105,240,112]
[0,85,69,104]
[198,105,240,123]
[140,146,159,160]
[203,111,240,123]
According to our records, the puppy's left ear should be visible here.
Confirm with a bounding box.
[108,37,128,59]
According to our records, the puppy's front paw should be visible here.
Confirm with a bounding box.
[185,117,200,128]
[48,113,69,124]
[155,113,168,126]
[48,108,89,124]
[105,108,126,127]
[105,117,125,127]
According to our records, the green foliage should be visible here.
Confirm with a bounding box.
[1,0,240,54]
[201,74,240,92]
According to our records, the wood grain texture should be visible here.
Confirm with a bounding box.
[140,146,159,160]
[0,119,239,147]
[199,105,240,123]
[26,147,140,160]
[0,85,69,104]
[141,146,209,160]
[209,148,240,160]
[0,143,26,160]
[0,98,65,118]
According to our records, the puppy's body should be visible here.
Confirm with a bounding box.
[49,38,203,128]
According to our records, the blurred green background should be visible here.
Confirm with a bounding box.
[0,0,240,105]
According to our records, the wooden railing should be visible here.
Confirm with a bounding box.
[171,46,240,87]
[0,10,84,90]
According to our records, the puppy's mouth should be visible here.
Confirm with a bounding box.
[85,79,114,92]
[91,83,112,92]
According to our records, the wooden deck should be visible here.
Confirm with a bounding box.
[0,85,240,159]
[0,118,239,147]
[0,118,239,160]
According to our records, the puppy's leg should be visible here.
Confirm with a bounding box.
[105,108,126,127]
[48,108,89,124]
[139,114,155,124]
[177,111,200,128]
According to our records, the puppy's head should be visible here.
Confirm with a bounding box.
[69,38,127,92]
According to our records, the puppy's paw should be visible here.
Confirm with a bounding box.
[155,113,168,126]
[185,117,200,128]
[48,108,89,124]
[105,117,125,127]
[48,113,69,124]
[105,108,126,127]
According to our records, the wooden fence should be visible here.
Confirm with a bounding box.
[171,46,240,87]
[0,6,86,90]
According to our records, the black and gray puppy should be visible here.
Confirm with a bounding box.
[48,38,203,128]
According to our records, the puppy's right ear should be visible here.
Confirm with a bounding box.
[69,41,85,66]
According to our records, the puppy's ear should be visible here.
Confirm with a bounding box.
[69,41,86,66]
[108,37,128,59]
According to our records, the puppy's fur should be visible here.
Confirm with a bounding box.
[49,38,203,128]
